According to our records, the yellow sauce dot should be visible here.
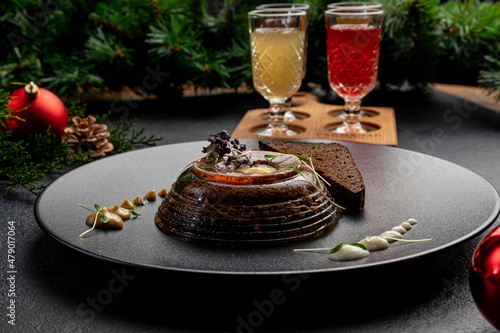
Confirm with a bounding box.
[241,166,277,175]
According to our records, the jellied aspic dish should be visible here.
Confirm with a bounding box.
[154,131,365,247]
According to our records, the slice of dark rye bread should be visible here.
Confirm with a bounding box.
[258,140,365,213]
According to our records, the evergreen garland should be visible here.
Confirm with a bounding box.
[479,56,500,100]
[380,0,444,89]
[438,0,500,88]
[0,90,162,196]
[0,0,498,195]
[0,0,498,99]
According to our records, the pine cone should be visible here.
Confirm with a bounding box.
[64,115,114,158]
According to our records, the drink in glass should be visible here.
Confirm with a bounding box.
[255,3,310,122]
[248,9,306,136]
[255,3,309,79]
[325,7,383,133]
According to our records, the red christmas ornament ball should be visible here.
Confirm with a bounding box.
[470,225,500,330]
[4,82,68,137]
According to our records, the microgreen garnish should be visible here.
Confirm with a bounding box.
[78,203,141,218]
[94,204,110,223]
[298,144,331,186]
[379,236,433,242]
[357,233,432,243]
[348,242,367,250]
[129,209,142,217]
[265,145,344,211]
[293,242,367,254]
[264,154,284,163]
[292,144,343,209]
[328,242,367,254]
[202,130,248,166]
[288,166,345,211]
[78,203,109,223]
[78,204,106,238]
[329,242,345,254]
[77,203,141,238]
[294,220,431,262]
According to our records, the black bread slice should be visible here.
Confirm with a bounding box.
[259,140,365,213]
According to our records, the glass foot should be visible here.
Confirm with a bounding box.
[334,109,373,119]
[254,124,301,136]
[264,111,308,122]
[284,110,308,122]
[330,121,373,134]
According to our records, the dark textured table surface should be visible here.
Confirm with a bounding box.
[1,87,500,332]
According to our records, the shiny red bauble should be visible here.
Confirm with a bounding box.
[4,82,68,137]
[470,225,500,330]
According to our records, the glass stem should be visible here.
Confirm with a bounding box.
[269,102,286,128]
[344,97,362,125]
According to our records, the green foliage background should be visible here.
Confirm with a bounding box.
[0,98,163,195]
[0,0,499,195]
[1,0,499,99]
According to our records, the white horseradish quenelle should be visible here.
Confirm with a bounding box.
[358,236,389,251]
[380,230,402,242]
[294,218,431,262]
[329,244,369,261]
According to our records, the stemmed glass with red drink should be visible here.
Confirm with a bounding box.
[325,7,383,133]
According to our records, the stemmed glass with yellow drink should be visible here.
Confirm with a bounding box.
[248,9,307,136]
[255,3,310,123]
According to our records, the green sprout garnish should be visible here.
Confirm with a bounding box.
[357,233,432,243]
[379,236,433,242]
[77,203,141,238]
[329,242,345,254]
[265,145,345,211]
[264,153,284,163]
[78,204,107,238]
[293,242,367,254]
[129,209,142,217]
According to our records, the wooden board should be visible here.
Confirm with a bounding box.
[232,92,398,146]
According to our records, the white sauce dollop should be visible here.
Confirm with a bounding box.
[309,218,423,261]
[358,236,389,251]
[392,225,407,234]
[328,244,370,261]
[406,218,418,225]
[380,230,402,242]
[400,221,412,230]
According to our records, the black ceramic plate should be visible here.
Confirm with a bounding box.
[35,140,500,275]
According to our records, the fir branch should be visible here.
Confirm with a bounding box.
[84,27,134,69]
[40,60,105,98]
[146,15,201,64]
[107,117,163,154]
[1,0,499,99]
[191,46,231,89]
[0,89,13,128]
[380,0,443,89]
[66,101,88,119]
[0,95,162,196]
[478,56,500,101]
[0,131,49,196]
[2,162,48,196]
[0,127,91,196]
